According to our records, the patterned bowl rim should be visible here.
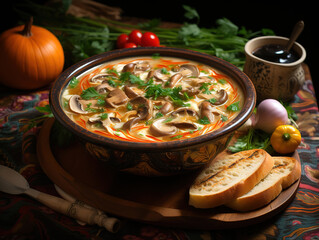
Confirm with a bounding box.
[50,47,256,151]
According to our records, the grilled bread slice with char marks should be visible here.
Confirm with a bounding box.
[189,149,274,209]
[226,156,301,211]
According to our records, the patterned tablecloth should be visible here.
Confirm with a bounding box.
[0,64,318,239]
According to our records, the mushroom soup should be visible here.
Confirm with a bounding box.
[62,56,243,142]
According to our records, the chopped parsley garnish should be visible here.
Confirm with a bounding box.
[128,74,146,86]
[81,87,103,100]
[84,103,104,113]
[161,68,170,74]
[199,82,212,94]
[107,79,117,87]
[218,79,227,85]
[126,102,133,111]
[207,98,217,105]
[155,112,164,119]
[198,116,210,125]
[171,134,183,139]
[221,115,228,122]
[163,117,174,123]
[106,68,119,76]
[69,77,79,89]
[227,101,240,112]
[97,98,105,106]
[100,113,108,120]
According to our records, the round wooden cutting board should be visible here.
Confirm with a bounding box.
[37,118,301,230]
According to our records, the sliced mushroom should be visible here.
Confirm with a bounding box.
[166,121,197,130]
[160,102,174,115]
[171,107,198,117]
[190,76,212,86]
[88,115,103,123]
[198,89,228,105]
[69,95,88,114]
[212,89,228,105]
[181,87,201,97]
[122,63,136,73]
[90,73,114,83]
[95,81,115,93]
[169,73,183,87]
[121,110,138,122]
[179,64,200,77]
[121,97,153,131]
[88,113,119,125]
[105,89,129,108]
[147,70,154,79]
[124,86,139,98]
[200,101,221,123]
[149,118,177,137]
[88,113,120,130]
[110,117,121,123]
[153,69,170,82]
[122,116,141,130]
[129,96,153,120]
[135,61,151,71]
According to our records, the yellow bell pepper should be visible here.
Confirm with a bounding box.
[270,125,301,154]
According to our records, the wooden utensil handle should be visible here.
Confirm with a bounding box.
[25,188,120,232]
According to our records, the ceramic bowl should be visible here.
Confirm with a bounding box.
[50,47,256,176]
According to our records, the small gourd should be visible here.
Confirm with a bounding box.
[0,17,64,90]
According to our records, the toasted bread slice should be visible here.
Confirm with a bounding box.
[226,156,301,211]
[189,149,274,208]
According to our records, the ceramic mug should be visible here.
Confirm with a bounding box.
[244,36,306,102]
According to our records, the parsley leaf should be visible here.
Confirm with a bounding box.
[100,113,108,120]
[218,79,227,85]
[221,115,228,122]
[155,112,164,119]
[129,74,146,86]
[199,82,212,94]
[207,98,217,105]
[216,18,238,37]
[69,77,79,88]
[84,103,104,113]
[178,23,201,45]
[126,102,133,111]
[198,116,210,125]
[171,134,183,140]
[228,129,274,154]
[81,87,102,100]
[182,5,200,23]
[161,68,169,74]
[227,101,240,112]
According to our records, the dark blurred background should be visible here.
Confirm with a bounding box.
[1,0,317,102]
[104,0,317,101]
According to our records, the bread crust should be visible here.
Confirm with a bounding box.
[189,149,274,209]
[226,156,301,211]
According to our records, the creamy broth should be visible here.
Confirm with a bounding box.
[62,56,243,142]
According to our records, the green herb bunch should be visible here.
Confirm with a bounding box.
[14,1,274,69]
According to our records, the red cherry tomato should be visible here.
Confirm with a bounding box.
[123,42,137,48]
[116,34,129,48]
[141,32,160,47]
[128,30,143,46]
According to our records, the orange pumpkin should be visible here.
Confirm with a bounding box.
[0,17,64,90]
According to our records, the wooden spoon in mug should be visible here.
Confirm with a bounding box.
[285,20,304,52]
